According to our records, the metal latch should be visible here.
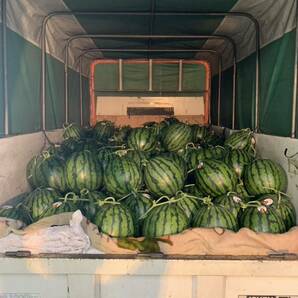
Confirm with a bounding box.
[5,250,32,257]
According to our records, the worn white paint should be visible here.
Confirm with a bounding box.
[0,130,63,204]
[96,96,205,116]
[0,258,297,297]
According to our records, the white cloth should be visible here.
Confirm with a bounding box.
[0,210,91,254]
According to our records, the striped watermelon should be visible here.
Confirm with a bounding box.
[94,121,115,141]
[224,149,252,178]
[243,159,288,195]
[202,131,224,146]
[112,125,132,144]
[123,192,153,236]
[188,146,225,170]
[192,201,239,231]
[224,128,255,151]
[80,189,107,220]
[26,188,61,222]
[258,193,296,231]
[235,182,252,202]
[63,123,83,140]
[124,149,151,167]
[240,204,286,233]
[175,192,201,220]
[144,155,186,197]
[213,192,243,219]
[93,198,135,237]
[26,154,44,189]
[183,184,205,198]
[192,125,208,143]
[97,147,117,171]
[61,138,84,156]
[0,204,31,224]
[142,199,189,237]
[103,156,143,198]
[35,153,67,192]
[160,152,188,176]
[161,123,193,152]
[47,193,79,217]
[66,150,103,193]
[127,127,157,152]
[195,159,237,197]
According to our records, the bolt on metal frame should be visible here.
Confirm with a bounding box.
[75,48,223,126]
[64,34,236,127]
[40,11,260,132]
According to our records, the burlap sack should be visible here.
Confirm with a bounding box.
[5,212,298,256]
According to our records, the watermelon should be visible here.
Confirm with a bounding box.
[26,154,44,189]
[116,149,150,168]
[240,204,286,233]
[63,123,83,140]
[48,193,79,216]
[202,131,224,146]
[161,123,193,152]
[192,125,208,143]
[213,192,243,219]
[258,193,296,231]
[192,200,239,231]
[175,192,201,220]
[80,189,107,220]
[235,182,252,202]
[0,204,31,224]
[142,199,189,237]
[65,150,103,193]
[195,159,237,197]
[160,152,188,176]
[144,155,186,197]
[61,138,84,156]
[93,198,135,237]
[224,149,252,178]
[112,125,131,144]
[224,128,255,151]
[97,147,117,171]
[94,121,115,141]
[26,188,61,222]
[103,156,143,198]
[183,184,205,198]
[243,159,288,195]
[35,152,67,192]
[127,127,157,152]
[123,192,153,236]
[188,146,225,170]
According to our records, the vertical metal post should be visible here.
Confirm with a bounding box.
[254,21,261,132]
[79,57,83,126]
[291,4,298,138]
[64,46,69,124]
[119,59,123,91]
[149,59,153,91]
[178,59,183,91]
[217,55,222,127]
[232,56,237,130]
[2,0,8,135]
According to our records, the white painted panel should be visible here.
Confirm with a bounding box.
[0,274,67,298]
[225,277,298,298]
[195,276,225,298]
[96,96,204,116]
[100,275,193,298]
[68,274,96,298]
[0,130,63,204]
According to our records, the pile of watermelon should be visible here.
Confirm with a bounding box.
[1,118,295,239]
